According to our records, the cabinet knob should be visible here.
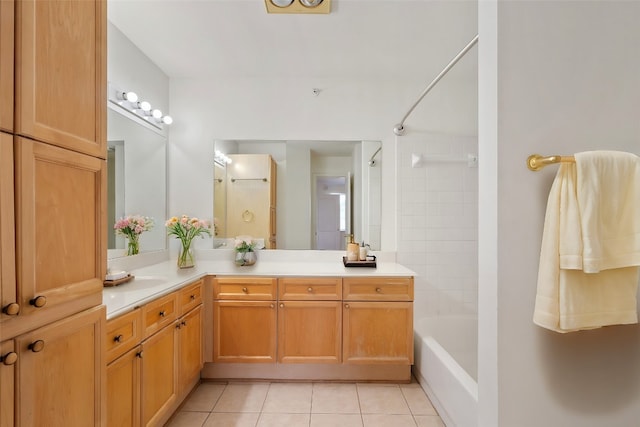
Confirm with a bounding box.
[344,304,350,309]
[270,303,275,309]
[279,303,284,308]
[307,287,313,293]
[136,351,143,359]
[176,323,181,329]
[159,310,166,317]
[242,287,248,293]
[1,352,17,366]
[29,340,45,353]
[375,288,382,293]
[182,321,187,326]
[190,294,196,300]
[29,296,47,308]
[3,302,20,316]
[113,334,123,343]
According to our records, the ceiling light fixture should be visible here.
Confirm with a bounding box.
[265,0,330,14]
[107,82,174,130]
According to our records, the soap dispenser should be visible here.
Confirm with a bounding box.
[359,241,367,261]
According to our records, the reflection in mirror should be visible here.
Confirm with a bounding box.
[107,107,167,257]
[213,140,381,250]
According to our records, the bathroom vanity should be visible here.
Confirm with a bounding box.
[103,254,414,426]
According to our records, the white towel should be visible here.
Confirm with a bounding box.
[533,162,639,333]
[568,151,640,272]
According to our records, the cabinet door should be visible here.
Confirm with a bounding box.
[14,138,105,330]
[343,301,413,365]
[213,301,276,363]
[278,301,341,364]
[14,0,106,158]
[107,346,141,427]
[140,322,178,427]
[0,133,17,325]
[0,340,16,427]
[178,305,203,394]
[0,0,14,132]
[15,305,105,426]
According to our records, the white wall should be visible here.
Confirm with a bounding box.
[480,1,640,425]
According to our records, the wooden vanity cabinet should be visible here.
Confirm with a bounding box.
[14,305,106,426]
[213,277,277,363]
[106,280,203,427]
[0,339,16,427]
[277,277,342,364]
[342,277,414,365]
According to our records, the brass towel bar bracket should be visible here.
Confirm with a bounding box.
[527,154,576,171]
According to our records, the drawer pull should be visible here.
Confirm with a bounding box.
[307,287,313,293]
[270,303,275,309]
[29,296,47,308]
[29,340,44,353]
[375,288,382,293]
[280,303,284,308]
[1,352,17,365]
[344,304,350,309]
[242,287,248,293]
[159,310,166,317]
[3,302,20,316]
[136,351,143,358]
[190,294,196,300]
[113,334,123,343]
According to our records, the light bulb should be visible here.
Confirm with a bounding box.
[123,91,138,102]
[162,115,173,125]
[152,109,163,119]
[271,0,293,6]
[137,101,151,112]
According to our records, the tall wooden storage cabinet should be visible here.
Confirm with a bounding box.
[0,0,107,425]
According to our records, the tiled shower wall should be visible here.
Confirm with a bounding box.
[396,133,478,318]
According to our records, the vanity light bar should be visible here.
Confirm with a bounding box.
[108,83,173,130]
[265,0,330,14]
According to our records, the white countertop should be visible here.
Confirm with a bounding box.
[103,252,415,319]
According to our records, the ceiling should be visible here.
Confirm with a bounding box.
[107,0,478,81]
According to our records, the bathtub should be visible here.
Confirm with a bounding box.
[413,316,478,427]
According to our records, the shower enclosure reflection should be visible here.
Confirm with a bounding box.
[213,140,381,250]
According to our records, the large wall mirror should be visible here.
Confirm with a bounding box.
[107,107,167,258]
[213,140,381,251]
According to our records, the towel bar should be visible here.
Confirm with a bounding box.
[527,154,575,171]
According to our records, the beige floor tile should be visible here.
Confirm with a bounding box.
[400,386,438,416]
[262,383,312,413]
[181,383,227,412]
[357,384,411,415]
[257,413,310,427]
[165,411,209,427]
[310,413,364,427]
[362,414,417,427]
[212,383,269,413]
[414,415,446,427]
[203,412,260,427]
[312,383,360,414]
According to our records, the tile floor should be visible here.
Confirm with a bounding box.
[165,378,445,427]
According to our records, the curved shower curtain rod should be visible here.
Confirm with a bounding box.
[393,34,479,136]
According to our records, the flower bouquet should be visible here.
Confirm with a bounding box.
[166,215,212,268]
[234,238,257,266]
[114,215,154,256]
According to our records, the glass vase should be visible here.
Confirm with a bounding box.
[235,250,256,267]
[177,244,195,269]
[127,235,140,256]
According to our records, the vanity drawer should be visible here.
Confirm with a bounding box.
[179,279,203,315]
[278,277,342,301]
[142,292,178,338]
[106,308,143,363]
[343,277,413,301]
[213,277,277,300]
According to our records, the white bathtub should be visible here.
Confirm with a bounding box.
[413,316,478,427]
